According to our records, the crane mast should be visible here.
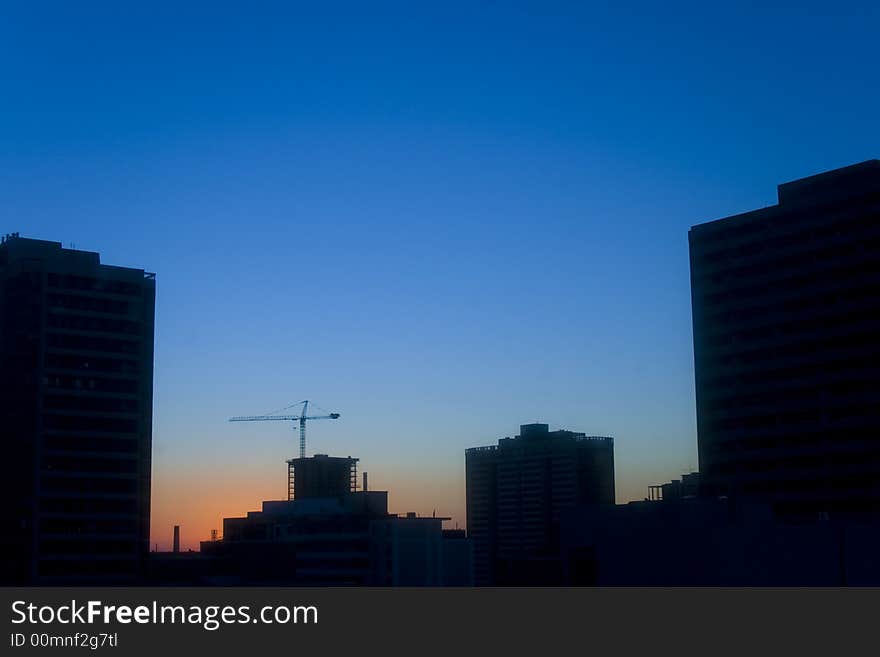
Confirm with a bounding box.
[229,400,341,500]
[298,400,308,460]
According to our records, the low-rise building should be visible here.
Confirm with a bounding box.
[192,456,473,586]
[560,493,880,585]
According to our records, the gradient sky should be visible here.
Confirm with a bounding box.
[2,2,878,549]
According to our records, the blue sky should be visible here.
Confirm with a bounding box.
[2,1,878,547]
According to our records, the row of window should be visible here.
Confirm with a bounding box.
[706,430,880,453]
[47,312,142,336]
[699,351,880,390]
[700,291,880,347]
[39,497,139,515]
[701,327,880,371]
[44,352,140,375]
[46,332,140,356]
[699,238,880,287]
[707,451,880,474]
[47,273,143,297]
[43,414,141,434]
[735,475,880,494]
[702,379,880,410]
[704,404,879,433]
[42,374,140,394]
[690,200,880,265]
[48,293,130,316]
[704,409,815,432]
[696,257,880,314]
[41,476,140,495]
[41,517,139,535]
[44,435,141,454]
[43,393,139,414]
[43,455,140,475]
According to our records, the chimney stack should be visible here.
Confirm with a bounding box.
[173,525,180,553]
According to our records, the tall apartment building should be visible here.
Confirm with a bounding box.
[465,423,615,585]
[689,160,880,517]
[0,234,155,583]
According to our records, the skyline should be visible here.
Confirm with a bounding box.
[3,2,879,550]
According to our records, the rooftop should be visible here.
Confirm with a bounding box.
[0,233,155,279]
[690,159,880,236]
[466,423,613,453]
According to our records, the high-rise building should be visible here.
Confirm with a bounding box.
[465,423,615,585]
[0,234,156,584]
[689,160,880,517]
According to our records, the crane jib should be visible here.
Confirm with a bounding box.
[227,411,341,459]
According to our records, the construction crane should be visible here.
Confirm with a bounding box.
[229,400,340,459]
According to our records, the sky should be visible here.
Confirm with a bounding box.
[1,1,878,549]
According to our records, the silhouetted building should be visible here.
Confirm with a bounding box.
[148,550,218,585]
[288,453,358,500]
[560,494,880,585]
[648,472,701,502]
[689,160,880,517]
[0,234,155,584]
[465,423,615,585]
[441,529,474,586]
[197,455,472,586]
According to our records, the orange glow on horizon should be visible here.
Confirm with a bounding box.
[150,464,469,552]
[151,461,656,551]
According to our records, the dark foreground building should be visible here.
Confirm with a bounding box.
[690,160,880,517]
[465,423,615,585]
[0,234,155,584]
[560,493,880,585]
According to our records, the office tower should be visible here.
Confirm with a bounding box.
[0,234,156,583]
[689,160,880,517]
[465,423,615,585]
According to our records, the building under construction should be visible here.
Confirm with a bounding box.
[287,454,358,501]
[228,399,343,501]
[198,453,473,586]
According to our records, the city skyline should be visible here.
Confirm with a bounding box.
[6,156,879,584]
[3,2,879,550]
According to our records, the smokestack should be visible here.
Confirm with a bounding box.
[173,525,180,553]
[363,472,368,492]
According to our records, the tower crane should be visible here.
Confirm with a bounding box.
[229,400,340,459]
